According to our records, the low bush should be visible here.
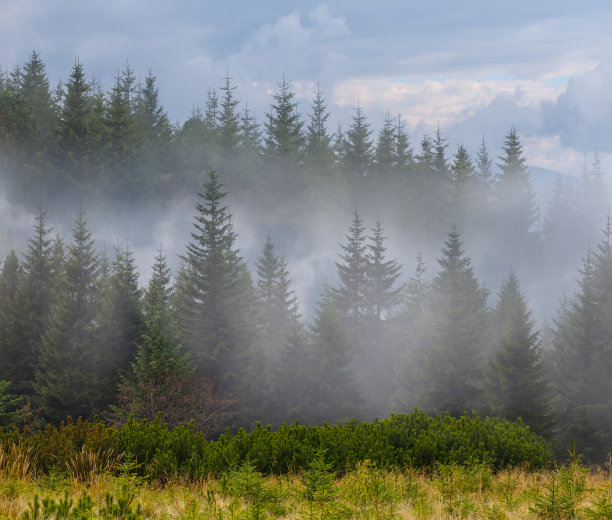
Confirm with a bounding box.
[0,410,552,479]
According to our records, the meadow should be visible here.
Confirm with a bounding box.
[0,454,610,519]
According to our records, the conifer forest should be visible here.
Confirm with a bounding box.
[0,52,611,470]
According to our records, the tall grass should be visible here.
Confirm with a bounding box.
[0,441,38,479]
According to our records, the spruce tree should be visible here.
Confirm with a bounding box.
[56,60,95,176]
[494,127,537,249]
[475,135,493,188]
[364,219,403,320]
[306,85,334,170]
[174,171,256,403]
[374,112,395,181]
[393,115,413,178]
[0,90,38,178]
[96,244,143,406]
[204,88,219,144]
[20,51,55,143]
[308,291,361,423]
[264,76,304,160]
[105,71,136,185]
[486,272,552,435]
[238,102,262,154]
[361,218,403,417]
[135,70,171,142]
[35,209,101,422]
[217,71,241,150]
[433,124,449,178]
[449,144,476,228]
[255,235,297,357]
[411,227,488,415]
[334,211,368,326]
[332,123,346,168]
[114,250,232,433]
[343,103,373,182]
[12,207,54,397]
[552,245,611,459]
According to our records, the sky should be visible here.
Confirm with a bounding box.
[2,0,612,175]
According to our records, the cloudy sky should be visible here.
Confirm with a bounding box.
[2,0,612,174]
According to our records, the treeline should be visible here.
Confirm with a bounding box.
[0,53,606,234]
[0,53,611,462]
[0,170,610,463]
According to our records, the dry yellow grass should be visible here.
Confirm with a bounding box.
[0,461,609,519]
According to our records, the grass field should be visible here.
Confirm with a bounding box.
[1,453,610,519]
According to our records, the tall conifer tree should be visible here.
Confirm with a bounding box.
[410,228,488,415]
[487,272,552,435]
[174,171,256,404]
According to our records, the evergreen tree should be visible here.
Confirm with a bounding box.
[264,76,304,160]
[255,234,296,358]
[360,219,403,418]
[487,272,552,435]
[11,207,54,397]
[238,101,262,154]
[409,227,489,415]
[96,244,143,405]
[306,85,334,169]
[35,209,101,422]
[364,219,403,320]
[217,71,241,150]
[20,51,55,142]
[118,249,234,434]
[475,135,493,188]
[56,60,95,176]
[334,211,368,326]
[552,245,611,459]
[135,70,170,141]
[433,124,449,178]
[174,171,256,402]
[393,115,413,178]
[449,144,476,228]
[410,133,447,238]
[493,127,537,247]
[104,70,136,184]
[332,123,346,168]
[343,103,373,182]
[0,90,37,185]
[204,88,219,144]
[373,112,395,181]
[307,291,361,423]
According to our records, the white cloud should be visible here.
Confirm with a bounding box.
[331,77,561,131]
[228,7,349,84]
[542,64,612,153]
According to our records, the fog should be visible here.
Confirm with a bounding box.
[0,160,606,326]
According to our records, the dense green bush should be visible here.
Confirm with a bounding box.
[1,410,552,479]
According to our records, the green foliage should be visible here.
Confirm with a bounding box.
[487,271,553,435]
[404,227,489,415]
[0,411,551,481]
[530,451,590,520]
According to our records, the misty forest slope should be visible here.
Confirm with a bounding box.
[0,53,611,462]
